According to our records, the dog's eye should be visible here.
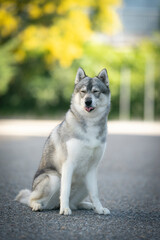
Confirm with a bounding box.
[93,90,99,93]
[81,90,86,93]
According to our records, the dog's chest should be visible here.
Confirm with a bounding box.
[84,124,101,148]
[66,131,105,178]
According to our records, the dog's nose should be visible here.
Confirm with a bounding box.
[85,98,92,107]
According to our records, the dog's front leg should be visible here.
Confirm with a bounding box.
[60,162,73,215]
[85,168,110,215]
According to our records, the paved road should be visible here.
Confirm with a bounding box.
[0,134,160,240]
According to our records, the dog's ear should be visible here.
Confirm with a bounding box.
[75,67,86,84]
[98,69,109,86]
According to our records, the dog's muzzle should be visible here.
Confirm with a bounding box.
[85,98,94,112]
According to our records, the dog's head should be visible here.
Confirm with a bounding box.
[72,67,111,116]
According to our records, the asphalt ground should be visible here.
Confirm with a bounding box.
[0,134,160,240]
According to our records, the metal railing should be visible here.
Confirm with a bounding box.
[119,58,155,120]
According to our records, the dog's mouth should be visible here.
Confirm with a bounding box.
[84,107,95,112]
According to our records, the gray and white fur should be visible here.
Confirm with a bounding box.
[15,68,111,215]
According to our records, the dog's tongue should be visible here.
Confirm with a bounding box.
[85,107,94,112]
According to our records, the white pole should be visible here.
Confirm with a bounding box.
[119,67,131,120]
[144,58,155,121]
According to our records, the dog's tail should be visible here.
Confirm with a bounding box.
[15,189,31,206]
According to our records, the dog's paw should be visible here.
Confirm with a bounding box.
[30,202,42,211]
[94,207,110,215]
[60,207,72,215]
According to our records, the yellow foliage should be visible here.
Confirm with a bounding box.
[99,6,122,34]
[47,10,92,66]
[27,2,56,18]
[27,4,42,19]
[57,0,92,14]
[0,0,122,66]
[43,3,56,14]
[0,8,18,37]
[14,49,26,62]
[19,9,92,67]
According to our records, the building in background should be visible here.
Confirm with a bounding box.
[107,0,160,46]
[109,0,160,120]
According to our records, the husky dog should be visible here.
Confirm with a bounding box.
[15,68,111,215]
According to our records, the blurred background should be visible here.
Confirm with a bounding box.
[0,2,160,239]
[0,0,160,120]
